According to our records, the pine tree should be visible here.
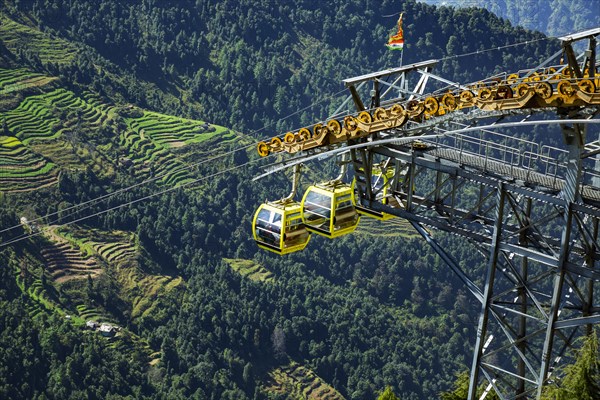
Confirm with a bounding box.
[440,371,500,400]
[377,386,400,400]
[541,330,600,400]
[440,372,469,400]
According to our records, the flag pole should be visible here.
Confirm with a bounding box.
[400,45,404,67]
[399,12,404,67]
[385,12,405,95]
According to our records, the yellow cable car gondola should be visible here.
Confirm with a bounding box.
[252,199,310,254]
[301,180,359,238]
[252,165,310,255]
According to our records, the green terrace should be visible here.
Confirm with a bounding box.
[2,87,110,144]
[263,361,345,400]
[130,274,184,320]
[75,304,114,325]
[0,15,78,65]
[54,225,185,323]
[120,112,202,187]
[224,258,275,283]
[121,109,247,187]
[127,110,227,148]
[12,261,81,325]
[55,226,137,265]
[0,78,118,177]
[0,67,57,94]
[3,93,60,143]
[81,90,114,114]
[0,63,245,192]
[0,135,58,192]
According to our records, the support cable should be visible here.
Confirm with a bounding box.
[0,87,349,237]
[0,153,290,248]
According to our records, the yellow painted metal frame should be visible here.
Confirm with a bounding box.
[252,201,310,255]
[301,181,359,238]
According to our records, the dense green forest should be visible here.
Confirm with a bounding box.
[418,0,598,36]
[0,0,596,399]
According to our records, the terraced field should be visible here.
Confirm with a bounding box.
[3,87,111,144]
[3,91,60,142]
[11,251,159,363]
[264,362,345,400]
[355,217,419,238]
[40,238,103,284]
[56,226,137,265]
[0,15,78,65]
[0,67,57,94]
[0,68,66,191]
[127,110,226,148]
[16,271,53,313]
[12,265,77,323]
[8,235,160,363]
[0,63,245,191]
[81,90,114,114]
[129,274,184,320]
[0,135,59,192]
[108,330,158,365]
[120,128,189,184]
[120,109,236,187]
[26,279,54,310]
[54,225,184,321]
[75,304,114,324]
[224,258,274,283]
[0,72,120,179]
[28,138,85,170]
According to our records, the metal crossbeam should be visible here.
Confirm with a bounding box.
[342,59,438,86]
[557,27,600,43]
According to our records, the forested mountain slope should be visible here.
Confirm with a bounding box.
[2,0,555,133]
[0,1,578,399]
[417,0,598,36]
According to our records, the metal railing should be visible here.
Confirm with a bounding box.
[425,126,600,193]
[425,128,574,185]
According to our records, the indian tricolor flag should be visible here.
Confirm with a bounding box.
[386,13,404,51]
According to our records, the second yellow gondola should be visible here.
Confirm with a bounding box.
[301,181,359,238]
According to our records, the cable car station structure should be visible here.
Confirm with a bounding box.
[253,28,600,399]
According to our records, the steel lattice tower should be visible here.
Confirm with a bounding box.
[350,30,600,399]
[255,27,600,399]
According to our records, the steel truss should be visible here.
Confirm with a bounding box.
[348,29,600,399]
[352,114,599,397]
